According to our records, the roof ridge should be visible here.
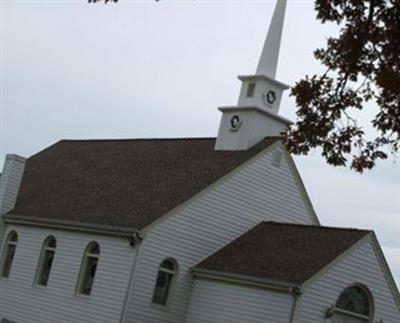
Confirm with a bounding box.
[262,221,372,233]
[55,136,283,144]
[59,137,217,143]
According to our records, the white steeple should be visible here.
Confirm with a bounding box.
[215,0,292,151]
[256,0,287,78]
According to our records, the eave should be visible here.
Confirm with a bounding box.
[191,267,302,295]
[3,213,137,238]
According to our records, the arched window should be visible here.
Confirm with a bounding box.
[333,285,373,321]
[77,242,100,295]
[152,259,177,305]
[35,236,56,286]
[0,231,18,278]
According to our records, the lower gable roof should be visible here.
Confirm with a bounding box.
[194,222,370,285]
[9,137,279,230]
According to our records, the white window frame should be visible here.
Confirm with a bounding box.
[34,235,57,287]
[0,231,18,279]
[151,259,178,306]
[76,241,100,296]
[331,283,374,321]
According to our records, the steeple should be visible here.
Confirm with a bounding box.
[215,0,292,151]
[256,0,287,78]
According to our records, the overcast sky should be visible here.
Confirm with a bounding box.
[1,0,399,285]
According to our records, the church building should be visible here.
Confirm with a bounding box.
[0,1,399,322]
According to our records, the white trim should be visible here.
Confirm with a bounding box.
[218,106,293,125]
[33,235,57,287]
[369,233,400,311]
[191,268,299,294]
[0,230,18,278]
[238,75,290,90]
[151,258,178,307]
[119,238,142,323]
[3,215,137,237]
[281,149,320,225]
[75,241,101,296]
[332,307,370,320]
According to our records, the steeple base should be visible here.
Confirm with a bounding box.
[214,106,292,151]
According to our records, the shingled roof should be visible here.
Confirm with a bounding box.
[10,137,279,230]
[194,222,370,285]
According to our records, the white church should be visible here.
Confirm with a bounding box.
[0,1,399,322]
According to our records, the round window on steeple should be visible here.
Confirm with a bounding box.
[263,90,276,106]
[230,115,242,132]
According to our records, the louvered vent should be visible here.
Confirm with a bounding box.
[271,150,283,167]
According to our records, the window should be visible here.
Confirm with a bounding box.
[337,285,372,316]
[152,259,177,305]
[35,236,56,286]
[0,231,18,278]
[329,285,374,322]
[246,82,256,97]
[77,242,100,296]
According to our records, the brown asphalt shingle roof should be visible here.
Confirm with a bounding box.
[11,137,279,229]
[195,222,370,285]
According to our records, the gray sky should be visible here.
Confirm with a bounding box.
[1,0,399,285]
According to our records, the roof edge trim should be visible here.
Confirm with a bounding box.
[282,150,320,225]
[4,214,137,238]
[301,234,371,288]
[370,233,400,310]
[191,268,300,294]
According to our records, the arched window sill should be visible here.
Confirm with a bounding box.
[326,306,371,321]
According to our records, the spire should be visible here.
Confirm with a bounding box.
[256,0,287,78]
[214,0,291,151]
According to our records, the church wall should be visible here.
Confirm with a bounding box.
[0,224,137,323]
[295,237,400,322]
[184,278,293,323]
[122,143,317,323]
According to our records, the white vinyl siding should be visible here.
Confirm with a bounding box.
[0,225,137,323]
[185,278,293,323]
[0,155,25,249]
[296,238,400,323]
[123,144,316,323]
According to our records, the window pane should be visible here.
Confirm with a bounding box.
[152,271,173,305]
[87,242,100,255]
[1,244,16,278]
[37,250,55,286]
[9,232,18,243]
[47,237,56,249]
[246,82,256,98]
[80,256,98,295]
[161,260,174,271]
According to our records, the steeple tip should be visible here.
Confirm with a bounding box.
[256,0,287,78]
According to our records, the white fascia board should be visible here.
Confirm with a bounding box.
[3,214,138,238]
[370,233,400,310]
[281,150,320,225]
[238,75,290,90]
